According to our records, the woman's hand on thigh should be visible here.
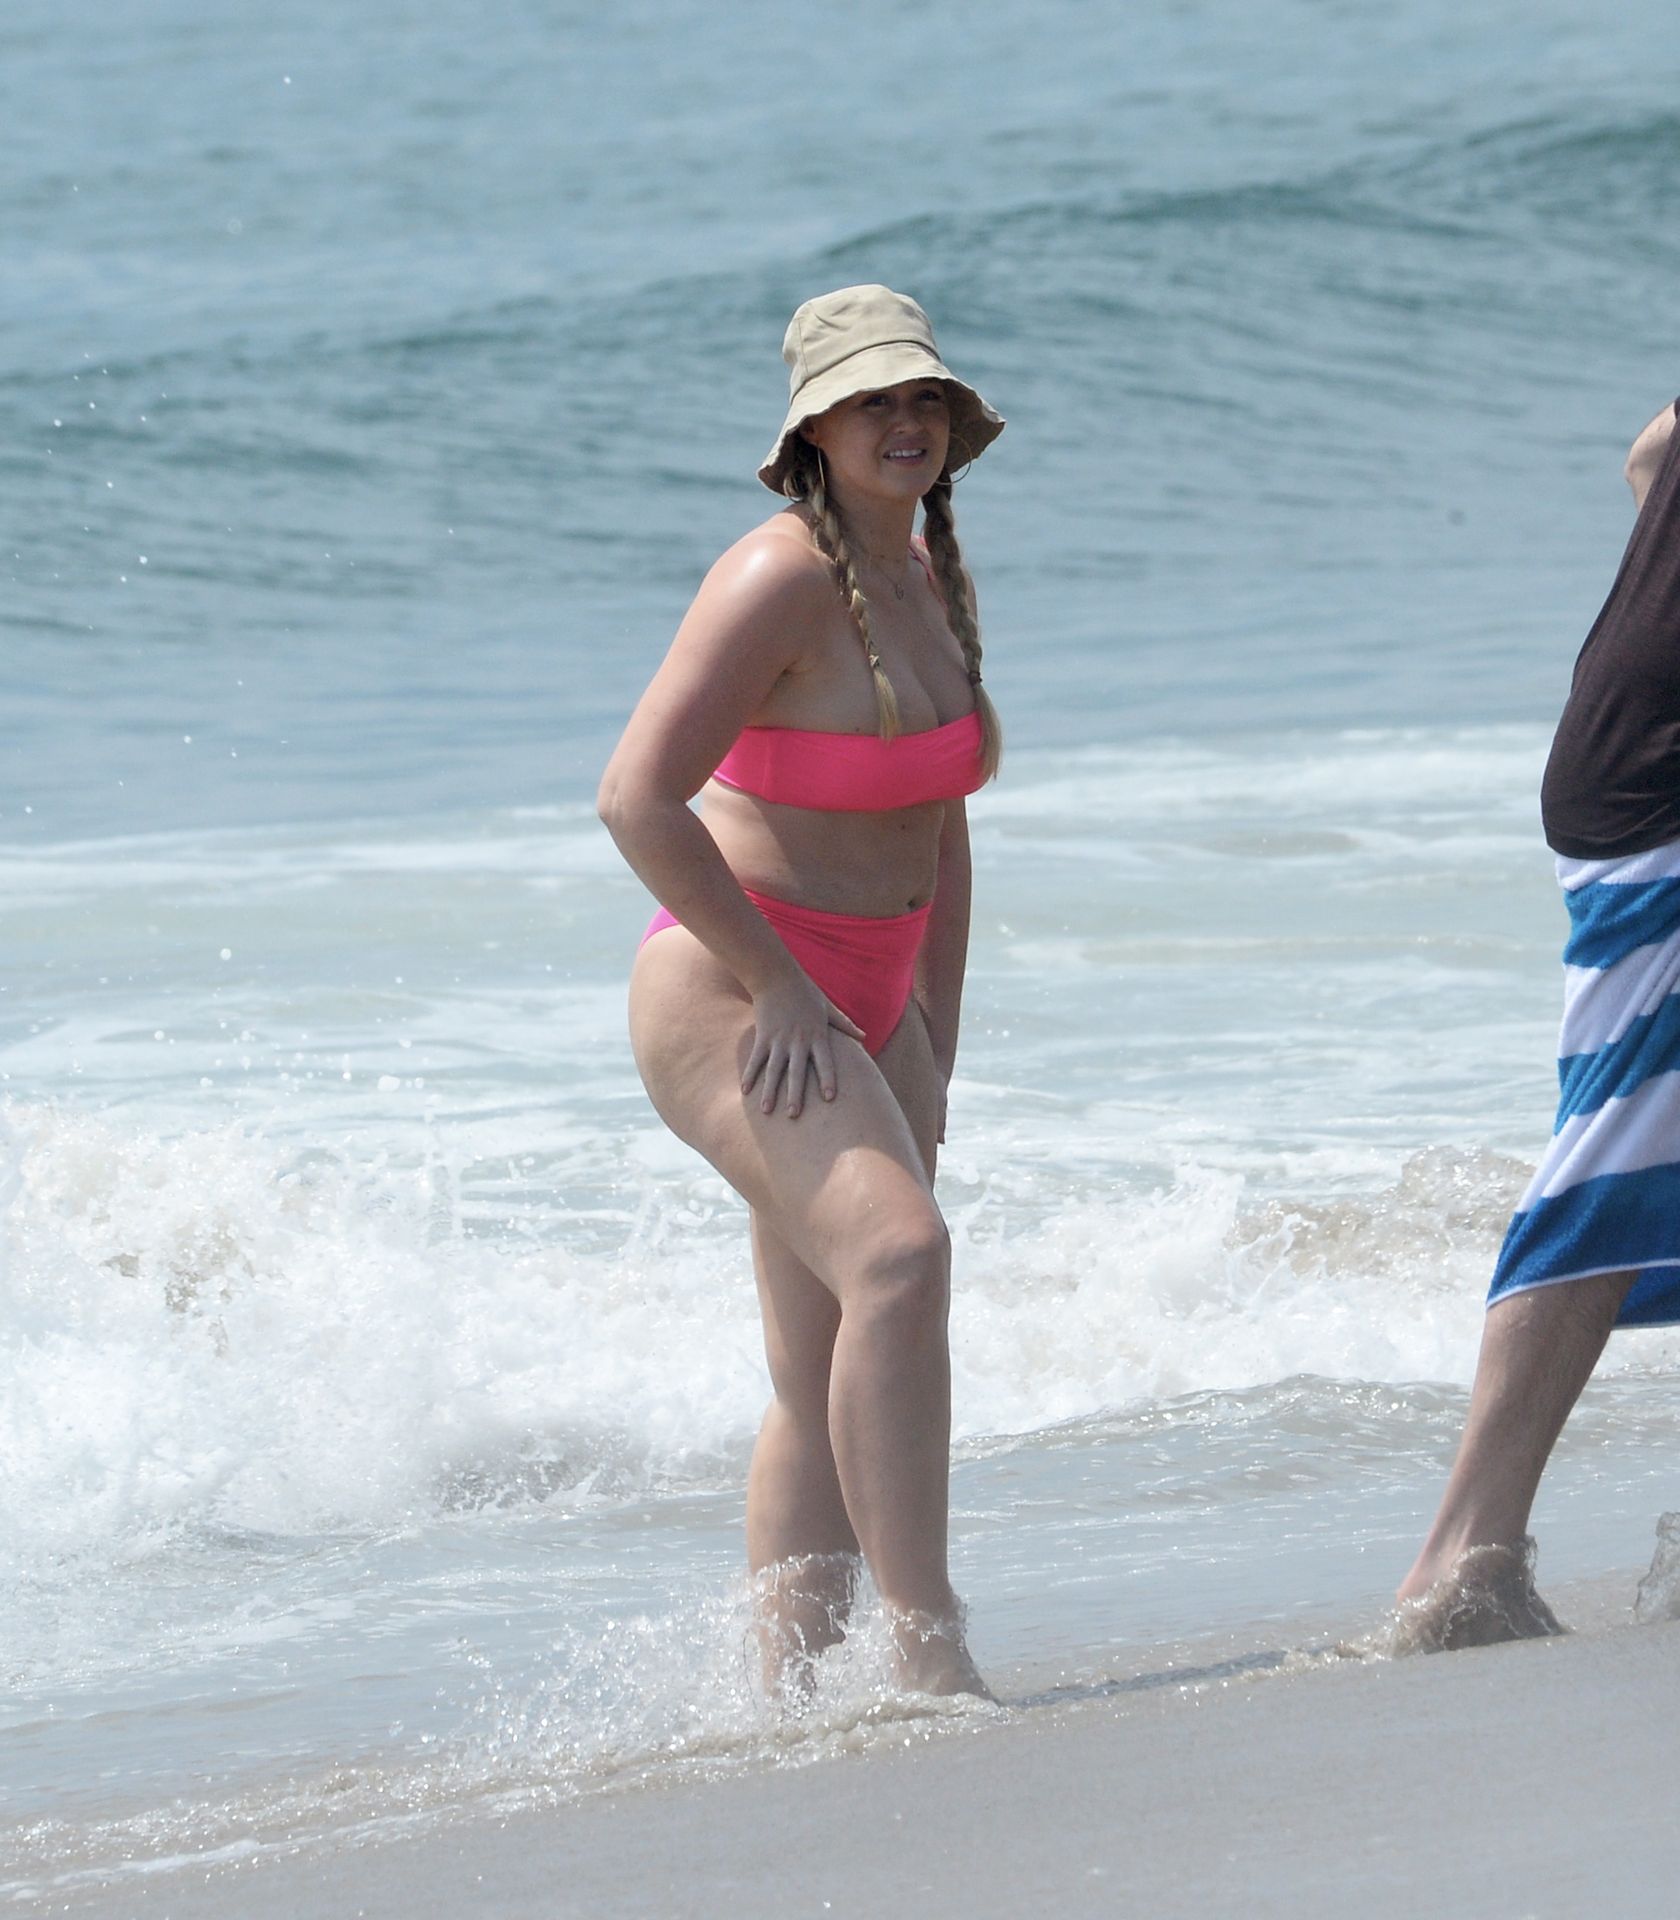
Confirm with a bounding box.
[743,975,866,1118]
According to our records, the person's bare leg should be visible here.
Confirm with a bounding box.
[746,1212,859,1691]
[631,933,984,1696]
[1395,1269,1635,1645]
[835,1001,985,1695]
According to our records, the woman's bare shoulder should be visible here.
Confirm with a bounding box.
[702,509,831,608]
[665,510,838,688]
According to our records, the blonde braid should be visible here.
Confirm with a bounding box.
[921,474,1002,779]
[790,443,902,740]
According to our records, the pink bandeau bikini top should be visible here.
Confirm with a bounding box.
[709,540,986,813]
[711,708,986,812]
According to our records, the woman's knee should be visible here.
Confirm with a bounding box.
[838,1212,951,1327]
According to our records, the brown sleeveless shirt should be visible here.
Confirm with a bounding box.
[1542,399,1680,859]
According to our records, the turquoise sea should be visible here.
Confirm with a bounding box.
[6,0,1680,1897]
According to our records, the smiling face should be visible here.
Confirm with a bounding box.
[800,378,952,506]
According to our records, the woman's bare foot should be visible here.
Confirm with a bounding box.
[753,1552,858,1704]
[889,1605,993,1700]
[1391,1537,1566,1655]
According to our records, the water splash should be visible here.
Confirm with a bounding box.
[1633,1512,1680,1624]
[2,1094,1594,1586]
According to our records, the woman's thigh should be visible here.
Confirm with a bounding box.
[630,927,942,1287]
[871,1000,942,1181]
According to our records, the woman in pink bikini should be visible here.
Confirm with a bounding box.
[597,284,1003,1696]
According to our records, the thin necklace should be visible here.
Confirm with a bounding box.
[861,549,909,600]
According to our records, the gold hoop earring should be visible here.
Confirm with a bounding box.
[942,431,976,486]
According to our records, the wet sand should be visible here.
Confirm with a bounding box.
[33,1575,1680,1920]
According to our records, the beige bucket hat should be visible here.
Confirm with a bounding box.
[758,283,1005,495]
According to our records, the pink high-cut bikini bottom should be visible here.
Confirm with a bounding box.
[641,887,932,1057]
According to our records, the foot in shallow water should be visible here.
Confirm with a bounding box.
[1634,1511,1680,1624]
[752,1552,858,1705]
[890,1606,995,1701]
[1390,1537,1567,1655]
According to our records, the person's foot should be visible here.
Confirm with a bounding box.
[1391,1537,1566,1654]
[1634,1511,1680,1624]
[889,1606,994,1700]
[752,1552,857,1704]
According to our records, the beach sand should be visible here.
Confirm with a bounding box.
[33,1571,1680,1920]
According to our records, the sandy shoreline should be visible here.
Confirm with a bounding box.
[27,1570,1680,1920]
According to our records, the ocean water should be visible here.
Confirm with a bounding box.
[7,0,1680,1897]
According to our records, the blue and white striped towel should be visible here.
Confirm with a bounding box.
[1491,838,1680,1327]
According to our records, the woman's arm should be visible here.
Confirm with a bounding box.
[1624,401,1679,512]
[597,533,865,1111]
[915,799,973,1138]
